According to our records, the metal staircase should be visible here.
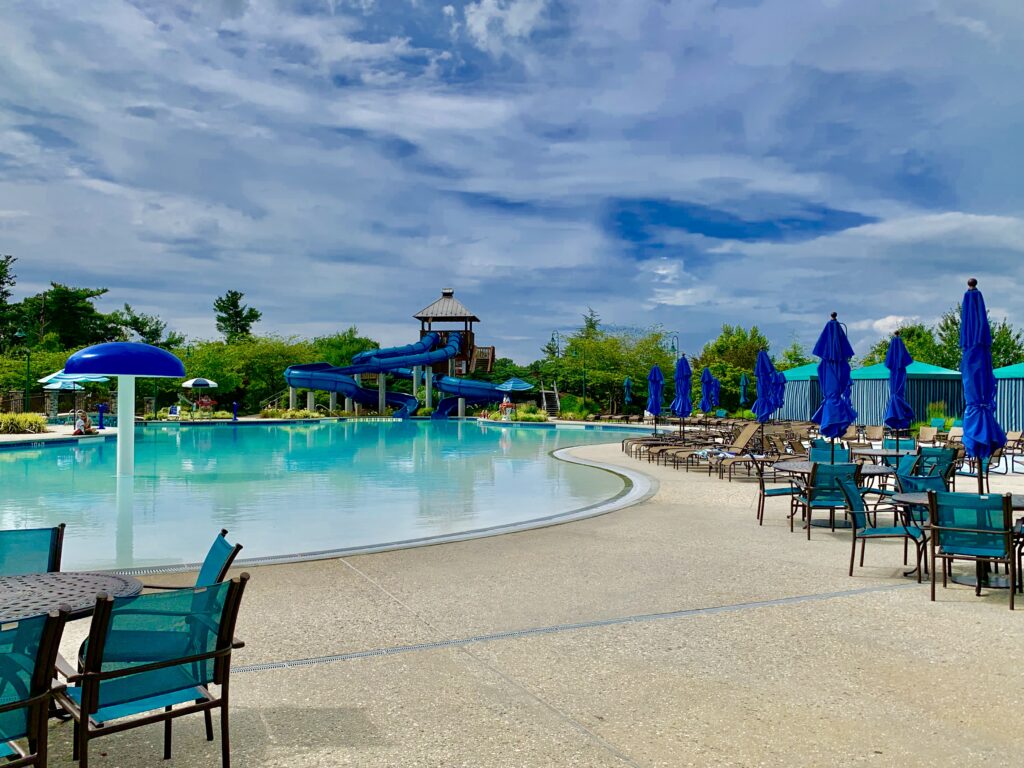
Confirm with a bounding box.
[539,381,561,418]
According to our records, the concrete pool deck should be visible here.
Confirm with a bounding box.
[46,442,1024,767]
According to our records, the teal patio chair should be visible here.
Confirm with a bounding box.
[54,574,249,766]
[838,479,925,580]
[0,608,69,767]
[861,453,919,505]
[809,446,850,463]
[927,491,1015,609]
[794,462,859,538]
[929,418,946,430]
[917,446,957,485]
[0,525,65,577]
[144,529,242,590]
[755,463,799,527]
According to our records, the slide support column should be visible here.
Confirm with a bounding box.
[425,370,433,408]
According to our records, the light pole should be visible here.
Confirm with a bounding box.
[666,332,680,360]
[14,328,30,413]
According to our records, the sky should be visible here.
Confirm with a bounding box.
[1,0,1023,363]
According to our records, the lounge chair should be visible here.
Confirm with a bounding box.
[167,405,181,420]
[927,491,1015,609]
[54,575,250,766]
[666,422,760,472]
[917,426,938,445]
[0,524,65,576]
[863,426,884,443]
[0,608,69,766]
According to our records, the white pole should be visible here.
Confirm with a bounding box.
[425,370,433,408]
[306,390,315,411]
[288,387,297,409]
[412,365,420,397]
[344,396,353,412]
[329,391,337,412]
[378,374,387,413]
[458,397,466,418]
[116,375,135,477]
[354,375,361,415]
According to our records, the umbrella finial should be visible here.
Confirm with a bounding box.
[967,277,978,289]
[830,311,838,320]
[894,329,901,337]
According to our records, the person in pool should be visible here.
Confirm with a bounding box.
[73,410,97,436]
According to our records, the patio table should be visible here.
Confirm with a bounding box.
[852,448,917,462]
[0,571,142,621]
[774,460,893,478]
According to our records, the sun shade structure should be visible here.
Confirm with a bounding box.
[181,377,218,389]
[738,373,749,406]
[882,333,915,451]
[494,377,534,392]
[64,342,186,477]
[43,380,84,391]
[812,313,858,461]
[623,377,633,405]
[772,370,786,415]
[995,363,1024,430]
[959,279,1006,491]
[38,369,110,385]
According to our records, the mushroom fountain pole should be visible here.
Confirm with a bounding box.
[117,375,136,476]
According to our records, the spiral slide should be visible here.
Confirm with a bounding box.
[284,332,510,418]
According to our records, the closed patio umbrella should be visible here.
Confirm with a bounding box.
[811,312,858,463]
[752,351,775,424]
[700,367,715,431]
[647,365,664,434]
[882,332,915,452]
[772,370,786,416]
[623,377,632,406]
[739,373,749,406]
[960,279,1006,493]
[670,356,692,435]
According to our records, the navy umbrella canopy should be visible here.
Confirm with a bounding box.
[670,356,692,419]
[623,377,633,405]
[960,279,1006,489]
[772,370,786,414]
[647,365,664,433]
[699,367,715,413]
[882,333,915,442]
[738,373,749,406]
[752,350,776,424]
[811,313,858,458]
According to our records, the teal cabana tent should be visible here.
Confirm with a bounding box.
[850,361,962,426]
[776,363,820,421]
[995,363,1024,431]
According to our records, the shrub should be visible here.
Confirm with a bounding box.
[418,406,434,417]
[513,411,548,422]
[259,408,322,419]
[926,401,947,420]
[0,412,49,434]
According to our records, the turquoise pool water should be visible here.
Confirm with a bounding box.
[0,421,636,570]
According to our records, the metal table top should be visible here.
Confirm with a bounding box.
[891,492,1024,510]
[0,571,143,621]
[774,460,893,477]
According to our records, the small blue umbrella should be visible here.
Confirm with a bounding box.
[960,279,1006,492]
[623,377,633,405]
[811,312,858,462]
[647,365,664,433]
[772,370,786,415]
[882,332,915,451]
[700,367,715,413]
[738,373,749,406]
[752,350,775,424]
[494,377,534,392]
[670,356,693,434]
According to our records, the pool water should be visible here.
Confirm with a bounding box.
[0,421,635,570]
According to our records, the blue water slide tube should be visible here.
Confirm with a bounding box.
[351,332,440,365]
[338,333,462,376]
[430,375,508,419]
[283,363,420,418]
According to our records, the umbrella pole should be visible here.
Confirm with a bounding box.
[830,437,835,464]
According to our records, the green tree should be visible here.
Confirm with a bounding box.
[110,304,185,348]
[775,340,812,370]
[933,305,1024,369]
[310,327,378,366]
[0,255,15,350]
[12,283,121,349]
[689,325,771,411]
[214,290,262,343]
[859,323,942,367]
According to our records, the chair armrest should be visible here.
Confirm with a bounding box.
[232,637,245,649]
[55,653,82,683]
[140,583,188,591]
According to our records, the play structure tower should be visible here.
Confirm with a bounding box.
[414,289,492,409]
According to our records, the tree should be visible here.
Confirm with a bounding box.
[214,290,262,343]
[111,304,185,348]
[859,323,942,367]
[12,283,121,349]
[775,340,812,370]
[689,325,772,411]
[0,255,15,350]
[310,327,378,366]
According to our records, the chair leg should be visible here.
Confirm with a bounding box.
[221,687,231,768]
[164,706,173,759]
[930,551,937,601]
[859,538,866,567]
[204,703,214,741]
[78,720,89,768]
[849,535,857,576]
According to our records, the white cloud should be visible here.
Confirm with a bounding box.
[464,0,547,55]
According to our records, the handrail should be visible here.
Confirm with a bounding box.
[260,389,289,409]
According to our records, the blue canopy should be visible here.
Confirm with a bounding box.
[495,377,535,392]
[772,370,786,414]
[623,377,632,405]
[751,350,776,423]
[738,373,749,405]
[711,375,721,408]
[65,342,185,378]
[646,365,664,416]
[882,334,914,430]
[960,280,1006,460]
[670,356,692,418]
[811,314,858,438]
[38,369,110,385]
[699,367,715,413]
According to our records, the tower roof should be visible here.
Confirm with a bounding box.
[414,288,480,322]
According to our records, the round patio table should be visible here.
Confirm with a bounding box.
[852,448,917,462]
[774,460,893,478]
[890,493,1024,590]
[0,571,142,621]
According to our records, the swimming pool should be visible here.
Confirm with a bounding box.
[0,421,647,571]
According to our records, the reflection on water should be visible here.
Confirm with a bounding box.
[0,422,628,570]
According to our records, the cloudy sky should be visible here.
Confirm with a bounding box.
[1,0,1022,362]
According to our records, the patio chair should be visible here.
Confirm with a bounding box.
[667,422,760,472]
[0,524,65,577]
[917,426,938,445]
[842,425,860,442]
[838,479,925,581]
[809,446,850,463]
[167,405,181,420]
[756,464,799,526]
[861,453,919,505]
[143,530,242,590]
[54,574,250,767]
[917,446,957,486]
[793,462,860,538]
[0,608,69,767]
[863,426,884,443]
[927,491,1015,609]
[929,418,946,430]
[956,447,1005,493]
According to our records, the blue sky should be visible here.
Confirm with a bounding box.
[1,0,1022,362]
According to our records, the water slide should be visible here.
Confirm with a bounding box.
[284,332,510,418]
